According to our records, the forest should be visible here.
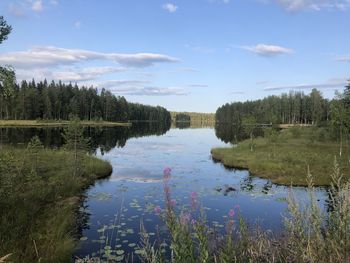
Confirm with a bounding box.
[0,79,171,124]
[216,88,350,128]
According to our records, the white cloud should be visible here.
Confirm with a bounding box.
[263,77,349,91]
[74,21,82,29]
[108,86,188,96]
[0,46,179,68]
[100,79,151,88]
[241,44,293,56]
[163,3,178,13]
[336,56,350,62]
[272,0,350,11]
[32,0,43,12]
[16,66,126,82]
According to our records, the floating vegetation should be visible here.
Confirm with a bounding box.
[89,192,113,201]
[134,249,144,255]
[275,197,288,202]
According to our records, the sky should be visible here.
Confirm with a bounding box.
[0,0,349,113]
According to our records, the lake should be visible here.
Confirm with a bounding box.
[71,125,327,262]
[0,124,328,262]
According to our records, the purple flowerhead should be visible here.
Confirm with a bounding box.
[180,212,191,226]
[154,205,162,214]
[169,199,176,207]
[164,185,171,195]
[190,191,198,209]
[163,167,172,177]
[228,209,235,218]
[235,204,241,211]
[191,219,197,225]
[190,192,198,200]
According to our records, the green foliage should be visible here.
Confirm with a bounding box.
[216,89,330,126]
[175,113,191,123]
[0,16,11,44]
[62,117,90,152]
[0,16,16,120]
[0,79,171,123]
[62,117,91,178]
[0,145,112,262]
[289,126,302,138]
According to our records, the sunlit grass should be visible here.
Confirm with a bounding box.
[211,127,350,185]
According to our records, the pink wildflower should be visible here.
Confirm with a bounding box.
[169,199,177,207]
[163,167,172,178]
[235,204,241,211]
[154,205,161,214]
[164,185,171,195]
[190,192,198,200]
[190,191,198,209]
[180,213,191,225]
[228,209,235,218]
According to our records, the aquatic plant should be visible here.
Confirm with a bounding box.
[139,162,350,263]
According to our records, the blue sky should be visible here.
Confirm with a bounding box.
[0,0,349,112]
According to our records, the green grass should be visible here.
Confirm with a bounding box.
[0,119,131,127]
[211,128,350,186]
[0,146,112,263]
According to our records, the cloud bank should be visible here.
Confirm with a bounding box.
[0,46,179,69]
[108,86,188,96]
[263,77,348,91]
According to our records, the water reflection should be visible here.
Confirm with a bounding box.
[0,122,171,154]
[73,127,328,261]
[214,123,265,144]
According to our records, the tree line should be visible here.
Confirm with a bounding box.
[216,88,349,128]
[0,79,171,124]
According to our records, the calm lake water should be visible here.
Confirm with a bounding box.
[1,124,328,262]
[71,125,327,262]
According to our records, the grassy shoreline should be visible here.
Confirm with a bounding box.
[0,120,131,127]
[0,146,112,262]
[211,128,350,186]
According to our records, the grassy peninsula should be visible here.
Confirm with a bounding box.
[0,136,112,262]
[211,127,350,186]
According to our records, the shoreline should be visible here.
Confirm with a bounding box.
[0,120,132,127]
[211,134,349,187]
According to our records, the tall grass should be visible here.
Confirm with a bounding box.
[0,142,112,262]
[140,162,350,263]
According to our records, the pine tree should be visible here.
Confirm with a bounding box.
[62,116,90,177]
